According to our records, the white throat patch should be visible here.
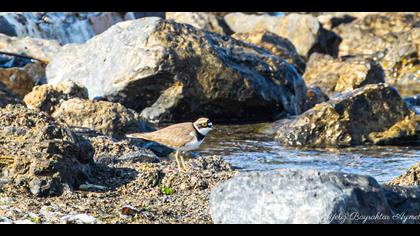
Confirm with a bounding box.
[194,124,212,136]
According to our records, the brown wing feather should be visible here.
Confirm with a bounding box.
[127,122,195,149]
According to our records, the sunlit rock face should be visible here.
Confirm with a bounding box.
[46,18,307,124]
[275,83,418,147]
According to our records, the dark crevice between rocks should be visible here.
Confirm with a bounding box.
[0,51,46,68]
[308,28,342,59]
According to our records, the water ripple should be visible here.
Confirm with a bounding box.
[200,124,420,183]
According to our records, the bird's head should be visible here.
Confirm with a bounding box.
[193,117,214,135]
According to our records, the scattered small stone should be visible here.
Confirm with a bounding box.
[61,214,97,224]
[78,183,107,192]
[121,205,139,216]
[0,216,12,224]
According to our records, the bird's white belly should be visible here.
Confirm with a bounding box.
[178,136,203,151]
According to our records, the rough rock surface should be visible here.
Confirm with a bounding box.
[334,12,419,57]
[210,169,404,224]
[0,105,94,197]
[47,17,306,123]
[380,28,420,96]
[224,12,341,58]
[166,12,232,35]
[0,61,46,98]
[23,80,88,114]
[390,163,420,186]
[275,84,418,147]
[303,53,385,96]
[232,31,306,74]
[52,98,152,137]
[0,33,61,62]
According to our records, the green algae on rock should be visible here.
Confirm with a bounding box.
[275,83,418,147]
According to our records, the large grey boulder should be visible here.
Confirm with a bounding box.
[210,169,420,224]
[47,17,307,123]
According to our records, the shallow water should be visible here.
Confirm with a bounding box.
[199,124,420,183]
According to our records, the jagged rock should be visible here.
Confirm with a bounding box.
[275,83,418,147]
[0,104,94,197]
[232,31,306,74]
[334,12,419,57]
[0,33,61,62]
[210,169,400,224]
[390,163,420,186]
[52,98,152,137]
[23,80,88,114]
[224,12,341,58]
[0,52,46,98]
[303,53,385,96]
[368,112,419,145]
[46,17,306,123]
[380,28,420,96]
[166,12,232,35]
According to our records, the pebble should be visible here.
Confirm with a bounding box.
[61,214,97,224]
[0,216,13,224]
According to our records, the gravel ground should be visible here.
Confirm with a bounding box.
[0,156,237,224]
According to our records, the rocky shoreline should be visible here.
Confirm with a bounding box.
[0,12,419,224]
[0,156,237,224]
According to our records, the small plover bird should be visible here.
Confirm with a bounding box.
[126,118,214,172]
